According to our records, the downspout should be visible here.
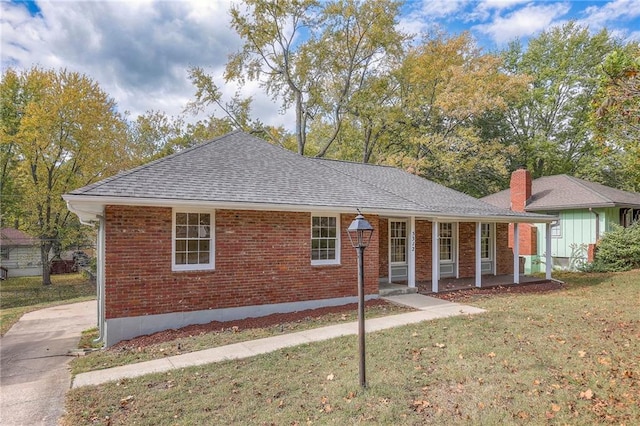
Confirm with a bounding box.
[589,208,600,241]
[92,215,106,345]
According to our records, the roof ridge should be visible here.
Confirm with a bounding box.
[72,130,245,194]
[312,159,433,212]
[312,156,398,170]
[563,175,613,204]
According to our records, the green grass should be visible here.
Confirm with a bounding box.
[63,270,640,425]
[70,303,413,375]
[0,273,95,335]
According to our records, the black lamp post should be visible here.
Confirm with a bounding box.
[347,212,374,388]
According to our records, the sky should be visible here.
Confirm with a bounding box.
[2,0,640,129]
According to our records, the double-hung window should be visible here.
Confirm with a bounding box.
[480,223,492,260]
[173,210,214,271]
[439,223,453,262]
[390,221,407,263]
[311,214,340,265]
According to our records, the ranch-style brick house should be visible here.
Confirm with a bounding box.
[64,131,555,346]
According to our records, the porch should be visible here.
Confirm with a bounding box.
[379,274,550,296]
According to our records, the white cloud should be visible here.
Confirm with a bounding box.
[0,0,291,128]
[468,0,531,21]
[398,0,469,36]
[581,0,640,28]
[473,2,572,45]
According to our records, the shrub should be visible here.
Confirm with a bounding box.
[585,222,640,272]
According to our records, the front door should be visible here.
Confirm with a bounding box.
[389,220,408,282]
[439,222,457,278]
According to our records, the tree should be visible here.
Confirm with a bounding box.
[385,32,527,196]
[226,0,321,155]
[501,22,620,178]
[590,46,640,191]
[308,0,407,159]
[1,67,131,285]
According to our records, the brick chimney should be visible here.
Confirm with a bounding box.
[508,168,537,257]
[510,168,532,212]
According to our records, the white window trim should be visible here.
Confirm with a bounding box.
[439,222,456,264]
[549,211,561,238]
[311,213,341,266]
[389,220,408,265]
[480,223,494,261]
[172,209,215,272]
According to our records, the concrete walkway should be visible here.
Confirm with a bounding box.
[72,295,484,388]
[0,301,96,426]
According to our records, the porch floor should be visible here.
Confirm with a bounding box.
[380,274,550,296]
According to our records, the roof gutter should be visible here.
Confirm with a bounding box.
[64,194,556,224]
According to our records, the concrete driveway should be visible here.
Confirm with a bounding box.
[0,301,96,426]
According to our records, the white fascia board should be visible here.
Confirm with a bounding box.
[62,194,557,224]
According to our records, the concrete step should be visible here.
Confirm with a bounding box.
[379,284,418,297]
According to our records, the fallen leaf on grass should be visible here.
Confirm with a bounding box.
[551,403,561,412]
[412,400,431,413]
[487,352,496,358]
[579,389,594,400]
[578,350,586,358]
[120,395,134,407]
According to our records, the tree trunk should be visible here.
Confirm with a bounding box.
[295,92,305,155]
[40,240,52,286]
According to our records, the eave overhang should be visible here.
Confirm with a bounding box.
[63,194,557,225]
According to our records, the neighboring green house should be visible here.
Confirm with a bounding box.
[482,170,640,272]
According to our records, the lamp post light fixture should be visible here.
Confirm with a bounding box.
[347,212,374,388]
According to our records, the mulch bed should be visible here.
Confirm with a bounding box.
[110,299,390,351]
[425,280,564,302]
[110,281,564,350]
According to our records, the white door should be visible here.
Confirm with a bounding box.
[389,220,408,282]
[439,223,457,278]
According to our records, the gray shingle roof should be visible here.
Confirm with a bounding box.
[66,131,550,221]
[481,174,640,211]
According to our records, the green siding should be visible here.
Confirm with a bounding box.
[533,208,621,271]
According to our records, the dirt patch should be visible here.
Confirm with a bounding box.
[110,299,391,351]
[424,280,564,303]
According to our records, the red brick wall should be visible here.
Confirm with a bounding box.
[104,206,379,319]
[458,223,476,277]
[508,223,538,255]
[415,220,432,281]
[496,223,514,275]
[378,218,388,277]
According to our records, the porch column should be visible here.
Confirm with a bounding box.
[545,222,552,280]
[475,222,482,288]
[408,216,416,288]
[432,220,439,293]
[513,223,520,284]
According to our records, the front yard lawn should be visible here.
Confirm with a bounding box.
[63,271,639,425]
